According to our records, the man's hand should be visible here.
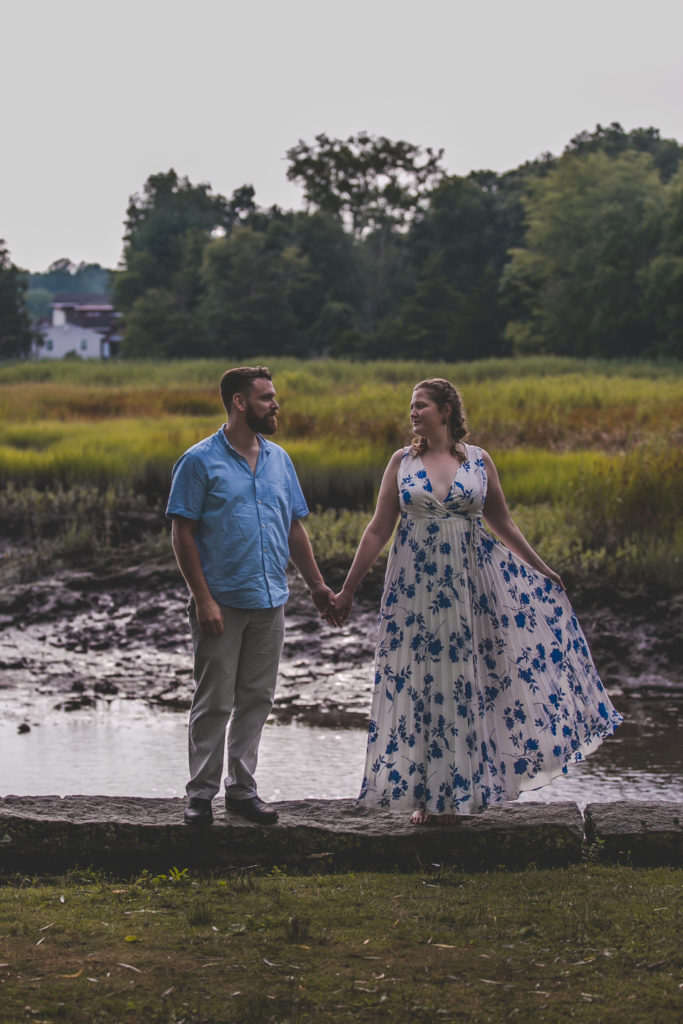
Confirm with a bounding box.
[321,587,353,628]
[196,596,225,635]
[310,582,335,618]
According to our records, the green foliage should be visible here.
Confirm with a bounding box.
[503,150,671,357]
[24,287,53,320]
[121,287,198,359]
[639,170,683,355]
[107,126,683,361]
[285,132,445,238]
[114,169,230,313]
[0,241,33,359]
[564,121,681,181]
[198,226,303,356]
[28,257,111,298]
[376,173,517,359]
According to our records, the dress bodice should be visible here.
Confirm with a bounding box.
[397,443,487,520]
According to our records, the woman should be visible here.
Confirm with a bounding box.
[331,378,622,824]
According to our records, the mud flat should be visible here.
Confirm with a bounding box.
[0,558,680,729]
[0,563,376,727]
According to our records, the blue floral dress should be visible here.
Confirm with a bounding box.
[357,444,622,815]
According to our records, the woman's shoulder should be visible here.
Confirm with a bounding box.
[384,446,414,476]
[390,446,412,463]
[473,446,496,474]
[463,442,490,465]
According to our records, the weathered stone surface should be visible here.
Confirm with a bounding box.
[0,796,584,874]
[585,800,683,866]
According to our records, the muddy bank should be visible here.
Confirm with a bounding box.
[0,558,680,730]
[0,560,376,727]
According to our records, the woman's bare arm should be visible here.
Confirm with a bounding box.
[481,450,564,588]
[331,449,403,622]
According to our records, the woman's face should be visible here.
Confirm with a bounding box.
[410,387,447,435]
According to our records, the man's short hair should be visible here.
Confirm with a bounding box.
[219,365,272,414]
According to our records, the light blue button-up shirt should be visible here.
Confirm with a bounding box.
[166,427,309,609]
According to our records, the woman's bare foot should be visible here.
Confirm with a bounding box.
[410,809,458,825]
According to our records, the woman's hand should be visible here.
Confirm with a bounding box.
[326,587,354,627]
[544,568,565,590]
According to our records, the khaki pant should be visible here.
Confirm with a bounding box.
[186,602,285,800]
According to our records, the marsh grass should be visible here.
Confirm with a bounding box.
[0,865,680,1023]
[1,358,681,448]
[0,357,680,589]
[1,354,679,387]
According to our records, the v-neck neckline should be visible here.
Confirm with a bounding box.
[418,446,469,504]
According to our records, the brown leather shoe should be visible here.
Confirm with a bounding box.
[224,795,278,824]
[184,797,213,826]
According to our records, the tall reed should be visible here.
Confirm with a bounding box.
[0,356,680,589]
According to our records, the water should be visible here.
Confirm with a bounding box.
[0,698,365,801]
[1,692,681,809]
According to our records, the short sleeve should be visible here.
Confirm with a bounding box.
[286,454,309,521]
[166,451,207,521]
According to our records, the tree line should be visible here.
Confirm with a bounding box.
[2,122,682,361]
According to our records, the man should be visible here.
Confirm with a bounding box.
[167,365,333,827]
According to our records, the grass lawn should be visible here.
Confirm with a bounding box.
[1,864,681,1023]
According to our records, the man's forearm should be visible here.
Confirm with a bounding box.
[288,520,332,616]
[171,522,214,603]
[289,527,325,590]
[171,519,225,634]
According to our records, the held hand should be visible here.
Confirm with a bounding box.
[327,588,354,627]
[196,596,225,635]
[310,582,335,617]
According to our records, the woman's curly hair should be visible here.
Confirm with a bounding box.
[410,378,469,460]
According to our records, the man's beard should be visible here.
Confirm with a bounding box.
[245,406,278,435]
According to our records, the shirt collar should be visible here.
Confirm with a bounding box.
[219,426,272,459]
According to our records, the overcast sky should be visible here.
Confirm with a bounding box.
[3,0,682,272]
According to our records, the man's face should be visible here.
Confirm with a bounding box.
[243,377,279,435]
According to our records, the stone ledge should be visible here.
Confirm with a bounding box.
[585,801,683,866]
[0,796,583,874]
[0,797,680,874]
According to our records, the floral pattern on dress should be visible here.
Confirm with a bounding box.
[357,444,622,815]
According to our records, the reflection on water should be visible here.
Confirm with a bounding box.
[1,693,681,809]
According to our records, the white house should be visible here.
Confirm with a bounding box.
[35,294,121,360]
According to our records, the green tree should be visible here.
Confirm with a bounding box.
[370,176,511,359]
[25,287,53,321]
[502,151,667,357]
[197,227,305,356]
[639,170,683,356]
[251,210,368,353]
[0,243,33,359]
[565,122,681,182]
[286,132,445,238]
[121,288,197,359]
[30,259,111,296]
[115,170,231,312]
[287,133,445,323]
